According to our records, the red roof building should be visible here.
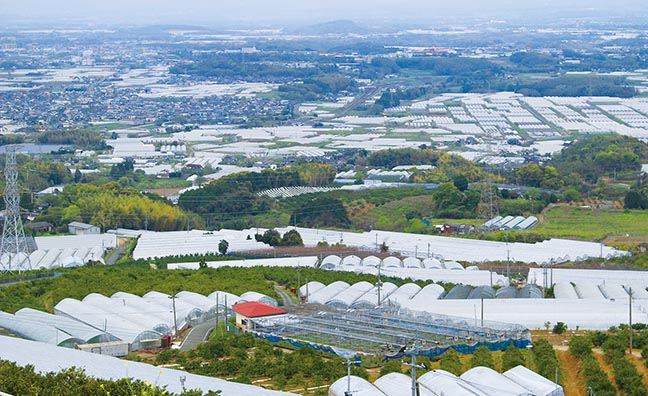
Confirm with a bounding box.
[232,302,287,330]
[233,302,286,318]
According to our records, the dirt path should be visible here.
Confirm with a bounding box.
[556,350,586,396]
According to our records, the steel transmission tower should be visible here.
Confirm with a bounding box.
[0,146,31,272]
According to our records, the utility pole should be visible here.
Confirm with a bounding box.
[296,264,302,304]
[215,293,219,336]
[403,337,425,396]
[506,233,510,282]
[629,287,633,355]
[0,145,32,273]
[224,295,228,333]
[169,295,178,338]
[342,358,355,396]
[481,296,484,327]
[377,261,383,307]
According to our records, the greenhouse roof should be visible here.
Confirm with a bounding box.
[0,336,298,396]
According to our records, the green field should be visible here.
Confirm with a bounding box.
[534,205,648,241]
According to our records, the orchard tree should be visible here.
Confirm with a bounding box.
[218,240,229,255]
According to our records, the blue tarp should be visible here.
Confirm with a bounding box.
[250,331,531,360]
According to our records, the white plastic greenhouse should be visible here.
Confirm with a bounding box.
[328,375,386,396]
[82,293,172,335]
[418,369,490,396]
[308,281,350,304]
[175,291,218,315]
[326,281,374,309]
[238,291,278,307]
[361,256,381,267]
[503,366,564,396]
[574,282,606,299]
[410,283,445,303]
[553,282,579,299]
[352,282,398,309]
[143,291,207,329]
[341,255,362,267]
[382,283,421,307]
[422,258,443,269]
[168,256,318,270]
[599,283,629,301]
[321,255,342,269]
[14,308,119,344]
[0,336,298,396]
[0,311,83,347]
[461,367,535,396]
[54,298,162,350]
[382,256,402,268]
[374,372,435,396]
[403,257,423,268]
[207,291,241,308]
[299,281,325,299]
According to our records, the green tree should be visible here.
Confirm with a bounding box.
[256,229,282,246]
[501,344,526,372]
[453,175,469,191]
[552,322,568,334]
[625,190,646,209]
[218,240,229,255]
[568,335,593,358]
[470,346,495,369]
[440,349,463,375]
[281,229,303,246]
[562,188,581,202]
[380,359,403,376]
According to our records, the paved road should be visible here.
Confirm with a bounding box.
[274,286,295,306]
[106,241,129,265]
[179,321,215,351]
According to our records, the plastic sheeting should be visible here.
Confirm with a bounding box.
[168,256,318,270]
[418,369,490,396]
[503,366,564,396]
[54,298,162,349]
[553,282,579,299]
[362,256,381,267]
[374,373,435,396]
[15,308,118,344]
[446,285,472,299]
[461,367,534,396]
[272,227,629,264]
[0,335,297,396]
[400,298,645,330]
[83,293,172,336]
[237,291,278,307]
[574,282,605,299]
[0,311,83,347]
[383,283,421,307]
[410,284,445,303]
[308,281,349,304]
[468,286,495,299]
[326,281,374,309]
[329,375,386,396]
[352,282,398,309]
[299,281,325,299]
[207,291,241,308]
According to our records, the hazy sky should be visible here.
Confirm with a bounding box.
[1,0,646,26]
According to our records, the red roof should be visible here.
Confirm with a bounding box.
[232,301,287,318]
